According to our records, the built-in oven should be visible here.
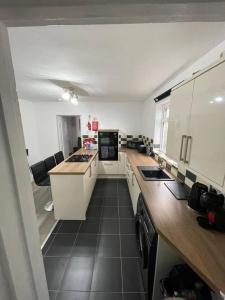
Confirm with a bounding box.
[98,130,118,161]
[136,193,158,299]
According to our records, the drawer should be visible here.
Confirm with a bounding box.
[98,161,119,174]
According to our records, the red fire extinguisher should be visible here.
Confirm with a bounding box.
[92,117,99,131]
[87,115,91,131]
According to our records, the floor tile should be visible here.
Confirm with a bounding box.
[118,189,131,199]
[100,219,119,234]
[42,234,55,256]
[97,235,120,257]
[119,206,134,219]
[91,258,122,292]
[103,197,118,207]
[118,197,132,207]
[121,235,139,257]
[86,206,103,219]
[102,206,119,219]
[44,257,68,290]
[52,221,63,233]
[79,220,100,234]
[89,197,103,207]
[89,292,122,300]
[56,291,89,300]
[122,258,145,293]
[120,219,136,235]
[49,291,57,300]
[45,234,76,257]
[123,293,148,300]
[57,220,81,234]
[71,234,98,257]
[94,188,117,198]
[61,257,94,291]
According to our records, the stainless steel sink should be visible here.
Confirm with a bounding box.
[138,166,174,181]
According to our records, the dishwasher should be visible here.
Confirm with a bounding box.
[135,193,158,300]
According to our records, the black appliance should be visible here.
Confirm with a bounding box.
[127,140,139,149]
[137,144,146,153]
[197,190,225,232]
[136,193,158,299]
[98,130,118,161]
[66,154,93,162]
[188,182,208,212]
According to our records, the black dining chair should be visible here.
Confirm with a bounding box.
[54,151,64,165]
[30,161,53,211]
[30,161,50,186]
[44,156,56,172]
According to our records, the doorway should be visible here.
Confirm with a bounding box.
[57,115,81,158]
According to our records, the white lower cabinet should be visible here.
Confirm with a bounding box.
[98,152,126,175]
[118,152,126,174]
[98,160,119,175]
[125,154,141,214]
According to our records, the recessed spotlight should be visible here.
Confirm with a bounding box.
[210,101,214,104]
[62,91,71,101]
[214,96,223,103]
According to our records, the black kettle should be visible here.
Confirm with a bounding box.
[188,182,208,212]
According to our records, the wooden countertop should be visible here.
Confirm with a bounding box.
[125,149,225,295]
[49,149,98,175]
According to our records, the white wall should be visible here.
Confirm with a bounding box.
[19,100,143,163]
[142,40,225,141]
[19,99,41,165]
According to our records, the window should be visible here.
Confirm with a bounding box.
[160,102,170,153]
[154,98,170,153]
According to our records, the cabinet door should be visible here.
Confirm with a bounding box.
[98,161,118,174]
[130,174,141,214]
[83,165,92,208]
[166,80,194,162]
[118,152,125,174]
[189,62,225,186]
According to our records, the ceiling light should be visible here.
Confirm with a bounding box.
[210,101,214,104]
[214,96,223,103]
[62,91,71,101]
[71,94,78,105]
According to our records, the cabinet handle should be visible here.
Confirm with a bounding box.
[104,162,113,166]
[179,135,187,161]
[89,165,92,177]
[184,136,192,163]
[95,157,97,166]
[132,172,134,186]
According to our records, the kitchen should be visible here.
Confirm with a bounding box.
[1,20,225,300]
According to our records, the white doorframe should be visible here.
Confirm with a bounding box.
[0,22,49,300]
[0,3,225,300]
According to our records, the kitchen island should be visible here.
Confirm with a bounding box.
[49,149,98,220]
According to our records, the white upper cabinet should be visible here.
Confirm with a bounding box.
[166,80,194,162]
[188,62,225,186]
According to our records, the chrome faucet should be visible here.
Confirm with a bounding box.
[158,156,164,169]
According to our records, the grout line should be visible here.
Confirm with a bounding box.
[117,182,124,300]
[55,222,82,296]
[42,220,64,256]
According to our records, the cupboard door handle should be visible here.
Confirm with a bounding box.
[132,173,134,186]
[89,166,92,177]
[179,135,187,161]
[184,136,192,163]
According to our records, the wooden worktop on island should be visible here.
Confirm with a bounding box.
[125,149,225,295]
[49,149,98,175]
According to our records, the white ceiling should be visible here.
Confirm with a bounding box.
[8,23,225,102]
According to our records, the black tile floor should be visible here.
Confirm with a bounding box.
[42,179,147,300]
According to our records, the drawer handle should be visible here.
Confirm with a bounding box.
[179,135,187,161]
[184,136,192,163]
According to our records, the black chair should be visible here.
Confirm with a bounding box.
[30,161,50,186]
[44,156,56,172]
[54,151,64,165]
